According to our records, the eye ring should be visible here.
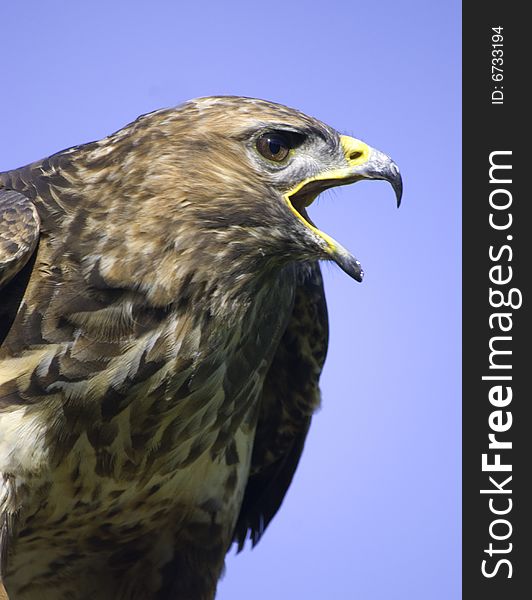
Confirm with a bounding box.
[256,132,291,162]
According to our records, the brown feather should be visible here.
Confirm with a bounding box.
[0,97,358,600]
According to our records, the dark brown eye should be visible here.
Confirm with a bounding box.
[256,133,291,162]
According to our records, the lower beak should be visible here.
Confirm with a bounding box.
[283,135,402,282]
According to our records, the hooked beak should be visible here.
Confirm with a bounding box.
[283,135,402,282]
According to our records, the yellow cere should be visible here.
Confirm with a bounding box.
[283,136,370,254]
[339,135,370,166]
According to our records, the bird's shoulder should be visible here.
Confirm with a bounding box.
[0,146,87,342]
[0,185,42,346]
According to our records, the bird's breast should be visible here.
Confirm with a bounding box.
[2,267,297,590]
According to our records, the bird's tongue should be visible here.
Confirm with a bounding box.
[299,208,364,282]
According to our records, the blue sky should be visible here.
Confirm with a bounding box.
[1,1,461,598]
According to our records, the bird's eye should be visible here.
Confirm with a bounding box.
[256,133,291,162]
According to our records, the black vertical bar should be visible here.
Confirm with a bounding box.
[463,3,530,598]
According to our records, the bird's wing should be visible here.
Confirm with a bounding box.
[0,188,40,346]
[233,262,329,549]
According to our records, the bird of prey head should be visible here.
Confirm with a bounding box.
[171,97,402,282]
[154,97,401,280]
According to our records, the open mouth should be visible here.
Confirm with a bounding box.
[282,137,402,282]
[288,177,349,211]
[283,174,366,282]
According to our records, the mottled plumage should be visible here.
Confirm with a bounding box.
[0,97,401,599]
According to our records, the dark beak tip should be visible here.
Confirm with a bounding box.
[392,171,403,208]
[395,184,403,208]
[334,253,364,282]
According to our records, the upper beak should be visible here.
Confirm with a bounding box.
[340,135,403,207]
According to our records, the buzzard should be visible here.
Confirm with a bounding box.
[0,97,401,600]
